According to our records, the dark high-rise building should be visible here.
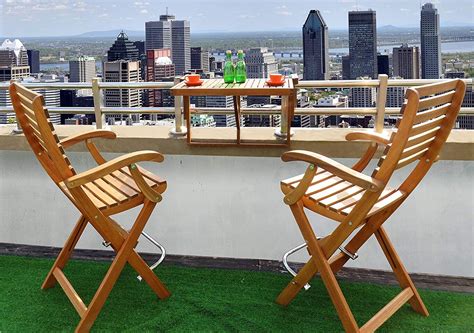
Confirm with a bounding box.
[393,44,420,79]
[133,41,146,80]
[420,3,441,79]
[145,13,190,75]
[342,55,350,80]
[27,49,40,73]
[107,31,140,62]
[171,20,190,75]
[133,41,145,56]
[191,47,209,72]
[302,10,329,80]
[377,54,389,76]
[348,10,377,79]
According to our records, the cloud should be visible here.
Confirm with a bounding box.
[276,5,292,16]
[140,9,148,14]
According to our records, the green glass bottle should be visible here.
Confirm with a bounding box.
[235,50,247,83]
[223,50,235,83]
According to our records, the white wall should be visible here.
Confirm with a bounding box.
[0,150,472,277]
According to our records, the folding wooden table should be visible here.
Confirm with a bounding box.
[170,78,296,146]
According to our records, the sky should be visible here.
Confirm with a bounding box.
[0,0,473,37]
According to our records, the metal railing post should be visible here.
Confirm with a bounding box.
[169,77,187,136]
[375,74,388,133]
[92,78,104,129]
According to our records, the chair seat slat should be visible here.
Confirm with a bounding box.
[83,182,117,207]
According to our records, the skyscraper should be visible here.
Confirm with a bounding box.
[393,44,420,79]
[0,39,29,67]
[145,13,191,75]
[146,49,175,107]
[103,60,141,123]
[145,16,172,50]
[377,54,389,76]
[27,49,40,74]
[420,3,441,79]
[246,47,278,79]
[190,47,210,72]
[107,31,140,62]
[348,10,377,79]
[302,10,329,80]
[69,56,96,82]
[171,20,191,75]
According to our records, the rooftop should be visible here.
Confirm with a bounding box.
[0,255,472,332]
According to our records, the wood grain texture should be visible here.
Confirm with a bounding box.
[276,79,465,332]
[9,82,172,332]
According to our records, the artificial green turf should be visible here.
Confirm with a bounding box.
[0,255,473,332]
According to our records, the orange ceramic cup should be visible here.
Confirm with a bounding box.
[270,73,284,83]
[186,74,201,83]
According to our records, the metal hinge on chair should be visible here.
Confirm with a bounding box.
[339,246,359,260]
[282,240,359,290]
[101,231,166,281]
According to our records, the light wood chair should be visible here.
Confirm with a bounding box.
[276,79,466,332]
[9,82,171,332]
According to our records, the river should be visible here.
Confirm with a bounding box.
[40,40,472,71]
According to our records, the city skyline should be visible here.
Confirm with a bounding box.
[1,0,473,37]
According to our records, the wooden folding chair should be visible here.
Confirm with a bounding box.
[9,82,171,332]
[276,79,466,332]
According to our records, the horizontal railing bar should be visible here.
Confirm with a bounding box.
[1,79,471,91]
[296,78,472,89]
[98,82,175,89]
[1,106,472,116]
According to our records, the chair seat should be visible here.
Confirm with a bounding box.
[60,166,166,214]
[281,170,405,222]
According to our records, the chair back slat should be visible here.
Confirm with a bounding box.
[374,79,465,179]
[414,79,458,98]
[9,82,75,183]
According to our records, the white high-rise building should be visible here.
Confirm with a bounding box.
[69,56,96,82]
[245,47,278,79]
[103,60,141,123]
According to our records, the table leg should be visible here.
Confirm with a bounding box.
[184,96,191,144]
[287,92,296,145]
[233,95,241,144]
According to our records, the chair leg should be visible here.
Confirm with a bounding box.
[42,215,88,290]
[276,259,318,306]
[289,201,359,333]
[128,250,171,299]
[375,227,429,316]
[76,200,166,332]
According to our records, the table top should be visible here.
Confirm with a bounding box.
[171,78,294,96]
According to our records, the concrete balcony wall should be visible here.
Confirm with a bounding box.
[1,152,473,278]
[0,125,473,278]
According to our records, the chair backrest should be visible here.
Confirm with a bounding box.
[374,79,466,192]
[9,82,75,184]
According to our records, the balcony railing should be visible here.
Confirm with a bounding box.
[0,76,473,137]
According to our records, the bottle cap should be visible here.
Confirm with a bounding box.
[237,50,243,54]
[226,50,232,54]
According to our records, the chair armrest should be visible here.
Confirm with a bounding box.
[345,131,390,146]
[65,150,163,189]
[282,150,383,192]
[60,130,116,149]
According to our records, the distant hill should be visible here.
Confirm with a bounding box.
[74,30,144,38]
